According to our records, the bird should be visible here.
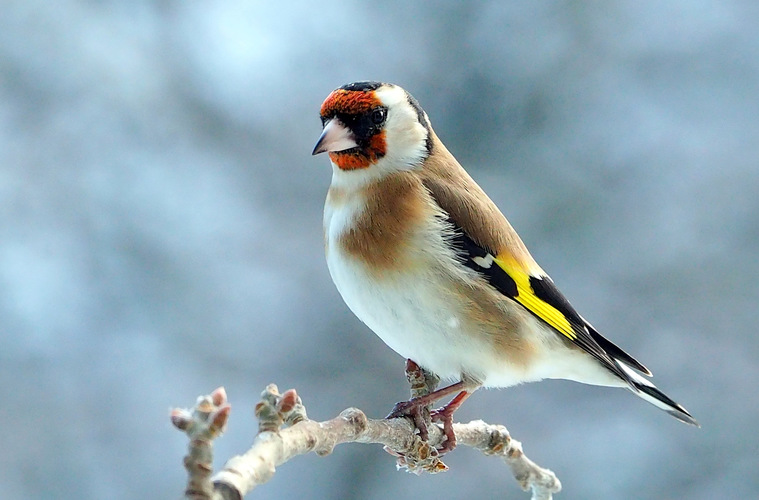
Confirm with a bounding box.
[312,81,698,452]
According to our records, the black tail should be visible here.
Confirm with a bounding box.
[584,320,652,375]
[627,372,699,426]
[581,317,697,426]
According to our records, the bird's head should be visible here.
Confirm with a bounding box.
[312,82,431,175]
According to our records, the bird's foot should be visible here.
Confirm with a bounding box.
[386,360,476,455]
[387,389,472,454]
[429,393,468,454]
[386,398,432,441]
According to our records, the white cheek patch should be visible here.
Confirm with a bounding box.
[373,85,430,170]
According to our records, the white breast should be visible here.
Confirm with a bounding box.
[324,184,530,385]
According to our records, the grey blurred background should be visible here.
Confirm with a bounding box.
[1,1,757,499]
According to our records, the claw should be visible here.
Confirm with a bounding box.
[429,407,457,454]
[430,390,472,454]
[386,400,416,419]
[387,399,431,441]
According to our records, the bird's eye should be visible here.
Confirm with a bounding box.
[371,108,387,125]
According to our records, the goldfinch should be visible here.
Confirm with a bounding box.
[312,81,698,451]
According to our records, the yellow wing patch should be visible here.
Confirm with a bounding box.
[493,255,577,341]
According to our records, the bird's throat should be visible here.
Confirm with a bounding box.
[329,132,386,170]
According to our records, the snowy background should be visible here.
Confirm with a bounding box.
[2,1,758,499]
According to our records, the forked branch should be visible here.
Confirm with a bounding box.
[171,385,561,499]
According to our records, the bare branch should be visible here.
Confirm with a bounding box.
[170,387,231,500]
[454,420,562,500]
[171,385,561,499]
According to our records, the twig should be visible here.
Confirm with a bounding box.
[171,385,561,499]
[170,387,231,500]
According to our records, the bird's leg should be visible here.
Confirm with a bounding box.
[430,390,472,454]
[387,362,479,454]
[387,380,468,418]
[386,381,467,441]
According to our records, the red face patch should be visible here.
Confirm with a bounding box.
[320,89,383,118]
[320,89,387,170]
[328,131,386,170]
